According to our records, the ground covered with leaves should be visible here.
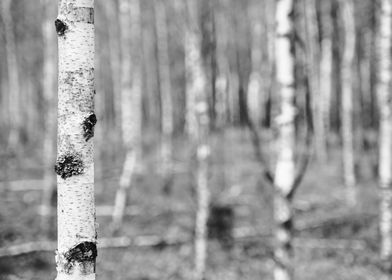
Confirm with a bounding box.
[0,128,388,279]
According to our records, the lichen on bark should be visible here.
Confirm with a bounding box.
[54,152,84,179]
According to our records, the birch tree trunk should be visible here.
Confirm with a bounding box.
[155,0,174,190]
[40,0,57,233]
[340,0,357,207]
[185,1,210,279]
[54,0,97,278]
[214,0,229,128]
[112,0,142,231]
[318,0,333,158]
[378,0,392,265]
[247,1,263,126]
[274,0,296,279]
[1,0,21,149]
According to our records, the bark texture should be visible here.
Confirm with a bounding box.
[378,0,392,263]
[55,0,97,279]
[274,0,296,279]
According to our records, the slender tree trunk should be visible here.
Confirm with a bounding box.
[1,0,21,149]
[54,0,97,278]
[154,0,174,190]
[102,1,121,136]
[185,1,210,279]
[303,0,325,161]
[214,0,229,127]
[40,0,57,234]
[112,0,142,231]
[319,0,333,158]
[340,0,357,206]
[378,0,392,265]
[316,0,332,161]
[247,1,263,126]
[274,0,296,279]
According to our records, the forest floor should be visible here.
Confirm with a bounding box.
[0,127,388,280]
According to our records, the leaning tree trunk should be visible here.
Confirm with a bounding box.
[274,0,296,279]
[155,0,174,192]
[54,0,97,278]
[340,0,357,207]
[185,1,210,279]
[378,0,392,266]
[112,0,142,231]
[40,0,57,234]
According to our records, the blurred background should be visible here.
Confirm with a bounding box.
[0,0,388,279]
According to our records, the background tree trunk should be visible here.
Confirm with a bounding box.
[246,1,263,126]
[378,0,392,266]
[274,0,296,279]
[185,0,210,279]
[112,0,143,231]
[340,0,357,207]
[40,0,57,235]
[55,0,97,278]
[155,0,174,192]
[274,0,296,280]
[1,0,21,150]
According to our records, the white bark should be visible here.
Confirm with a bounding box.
[185,32,201,138]
[41,0,57,232]
[185,1,210,279]
[112,0,142,230]
[274,0,296,279]
[214,0,229,127]
[340,0,357,206]
[378,0,392,262]
[318,0,333,159]
[55,0,97,278]
[247,2,264,126]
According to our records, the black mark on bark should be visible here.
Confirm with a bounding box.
[63,242,97,274]
[82,114,97,142]
[54,153,84,179]
[55,19,67,36]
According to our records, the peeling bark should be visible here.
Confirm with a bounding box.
[55,0,97,279]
